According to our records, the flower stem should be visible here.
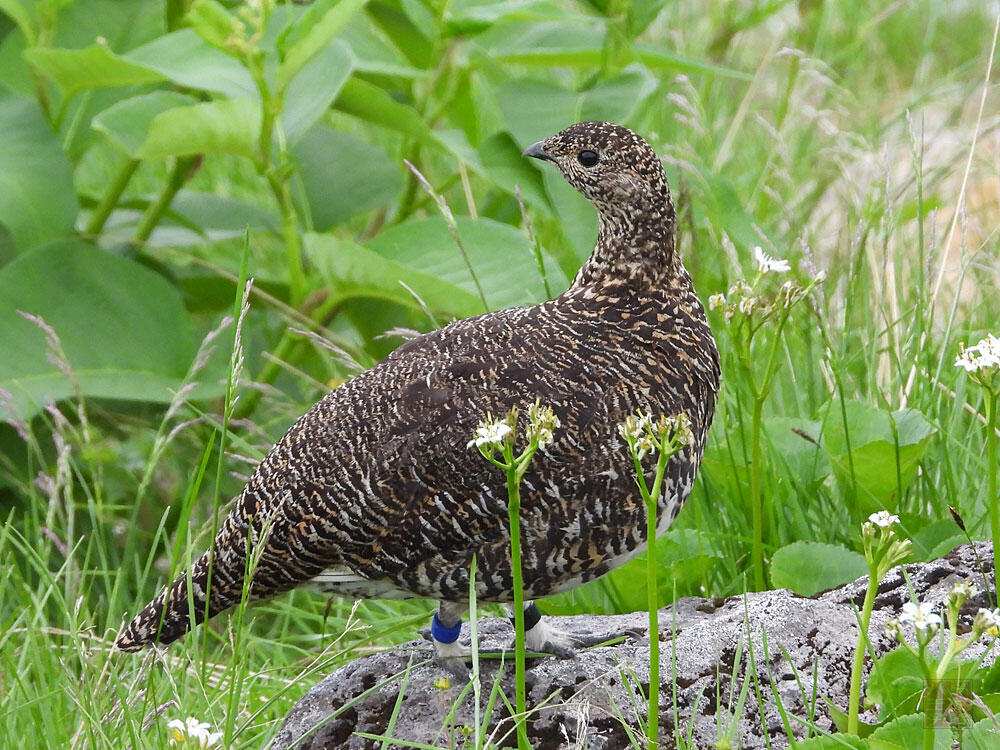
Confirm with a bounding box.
[847,568,879,735]
[85,157,139,237]
[987,389,999,606]
[749,395,766,591]
[643,447,669,749]
[505,457,530,750]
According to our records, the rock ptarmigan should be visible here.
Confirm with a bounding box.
[116,121,720,657]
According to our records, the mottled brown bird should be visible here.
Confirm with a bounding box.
[116,121,720,657]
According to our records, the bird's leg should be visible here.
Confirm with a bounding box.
[428,600,467,659]
[513,602,641,659]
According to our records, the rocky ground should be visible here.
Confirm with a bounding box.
[272,542,994,749]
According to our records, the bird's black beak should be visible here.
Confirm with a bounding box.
[522,141,554,162]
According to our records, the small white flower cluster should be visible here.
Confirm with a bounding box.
[526,401,560,449]
[468,417,512,449]
[168,717,223,748]
[753,246,791,274]
[868,510,899,528]
[975,607,1000,634]
[898,601,942,633]
[955,334,1000,376]
[619,410,692,461]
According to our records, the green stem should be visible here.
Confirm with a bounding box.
[132,155,198,246]
[85,157,140,237]
[505,457,530,750]
[987,390,999,606]
[749,395,765,591]
[846,569,880,735]
[643,447,669,749]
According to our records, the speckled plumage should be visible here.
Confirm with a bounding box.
[116,122,720,652]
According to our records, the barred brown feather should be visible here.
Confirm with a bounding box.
[115,122,720,652]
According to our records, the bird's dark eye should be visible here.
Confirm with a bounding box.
[577,150,599,167]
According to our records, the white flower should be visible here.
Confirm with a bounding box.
[975,608,1000,633]
[955,334,1000,374]
[468,419,512,449]
[868,510,899,528]
[708,293,726,311]
[168,717,223,748]
[526,402,560,449]
[729,280,752,297]
[898,601,941,632]
[738,296,757,316]
[618,411,654,442]
[659,412,693,447]
[753,246,791,274]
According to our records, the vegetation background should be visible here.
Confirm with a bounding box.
[0,0,998,746]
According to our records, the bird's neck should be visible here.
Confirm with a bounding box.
[570,192,681,291]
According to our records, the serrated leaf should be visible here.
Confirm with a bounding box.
[0,240,222,421]
[23,44,163,98]
[276,0,367,91]
[92,90,197,156]
[0,97,77,253]
[869,714,951,750]
[769,541,867,596]
[137,98,259,159]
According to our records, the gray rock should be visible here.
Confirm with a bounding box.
[273,542,993,749]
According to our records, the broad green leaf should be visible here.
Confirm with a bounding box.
[334,76,432,142]
[335,15,424,77]
[869,714,951,750]
[866,647,926,718]
[909,519,964,560]
[964,717,1000,748]
[0,97,77,253]
[0,240,218,421]
[792,736,865,749]
[123,29,256,99]
[765,417,831,492]
[23,44,163,98]
[169,191,279,235]
[138,98,260,160]
[290,125,402,230]
[477,131,552,211]
[92,90,197,156]
[366,216,569,310]
[822,402,936,518]
[769,542,867,596]
[0,0,35,44]
[497,66,657,146]
[366,0,433,68]
[276,0,367,91]
[281,39,352,145]
[303,233,483,318]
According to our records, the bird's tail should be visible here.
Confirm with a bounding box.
[115,512,255,651]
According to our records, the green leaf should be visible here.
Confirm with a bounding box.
[303,233,483,318]
[23,44,163,98]
[281,38,352,145]
[366,216,568,310]
[0,0,35,44]
[137,98,260,159]
[866,647,926,719]
[276,0,368,91]
[825,697,879,737]
[497,65,657,146]
[92,90,197,156]
[334,76,433,142]
[769,541,867,596]
[290,125,402,230]
[0,240,218,421]
[963,717,1000,748]
[822,402,936,519]
[185,0,236,52]
[476,131,552,211]
[0,97,77,253]
[791,736,866,749]
[123,29,256,99]
[868,714,951,750]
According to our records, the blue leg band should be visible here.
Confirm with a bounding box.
[431,612,462,644]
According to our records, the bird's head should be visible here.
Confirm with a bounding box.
[523,121,677,283]
[523,121,671,226]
